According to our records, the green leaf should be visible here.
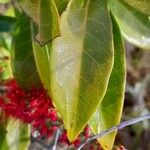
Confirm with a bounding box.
[0,47,12,79]
[6,119,30,150]
[50,0,114,141]
[17,0,60,46]
[11,13,41,89]
[54,0,69,15]
[0,15,16,32]
[0,0,10,3]
[109,0,150,49]
[33,42,52,92]
[0,115,9,150]
[123,0,150,15]
[89,15,126,150]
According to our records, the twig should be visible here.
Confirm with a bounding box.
[77,113,150,150]
[31,136,50,149]
[50,129,60,150]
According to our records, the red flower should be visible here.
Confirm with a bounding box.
[84,125,91,139]
[73,138,81,147]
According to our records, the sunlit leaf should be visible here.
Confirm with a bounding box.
[50,0,114,141]
[0,47,12,79]
[33,42,52,92]
[11,13,41,89]
[6,119,30,150]
[17,0,60,46]
[123,0,150,15]
[109,0,150,49]
[90,15,126,150]
[0,0,9,3]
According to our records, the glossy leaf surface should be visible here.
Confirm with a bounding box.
[123,0,150,15]
[11,13,41,89]
[17,0,60,46]
[50,0,114,141]
[90,16,126,150]
[109,0,150,49]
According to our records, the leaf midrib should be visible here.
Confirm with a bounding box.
[71,0,91,135]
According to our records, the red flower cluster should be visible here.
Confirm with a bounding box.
[0,79,103,149]
[0,79,58,136]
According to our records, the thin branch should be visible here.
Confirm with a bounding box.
[77,113,150,150]
[31,136,50,149]
[50,129,60,150]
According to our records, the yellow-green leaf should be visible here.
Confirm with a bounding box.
[17,0,60,46]
[123,0,150,16]
[50,0,114,141]
[33,42,52,92]
[6,119,30,150]
[109,0,150,49]
[89,15,126,150]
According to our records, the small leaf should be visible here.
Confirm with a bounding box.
[0,15,16,32]
[6,119,30,150]
[50,0,114,141]
[17,0,60,46]
[0,115,9,150]
[89,15,126,150]
[54,0,70,15]
[33,42,52,92]
[123,0,150,16]
[109,0,150,49]
[11,13,41,89]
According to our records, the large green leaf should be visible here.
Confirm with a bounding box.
[123,0,150,16]
[6,119,30,150]
[17,0,60,46]
[11,13,41,89]
[89,16,126,150]
[109,0,150,49]
[54,0,70,15]
[0,15,16,32]
[50,0,114,141]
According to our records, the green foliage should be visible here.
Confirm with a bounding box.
[0,116,8,149]
[17,0,60,46]
[109,0,150,49]
[0,16,16,33]
[11,13,41,89]
[6,119,30,150]
[50,0,114,141]
[54,0,69,15]
[0,0,150,149]
[123,0,150,15]
[90,16,126,150]
[33,43,52,92]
